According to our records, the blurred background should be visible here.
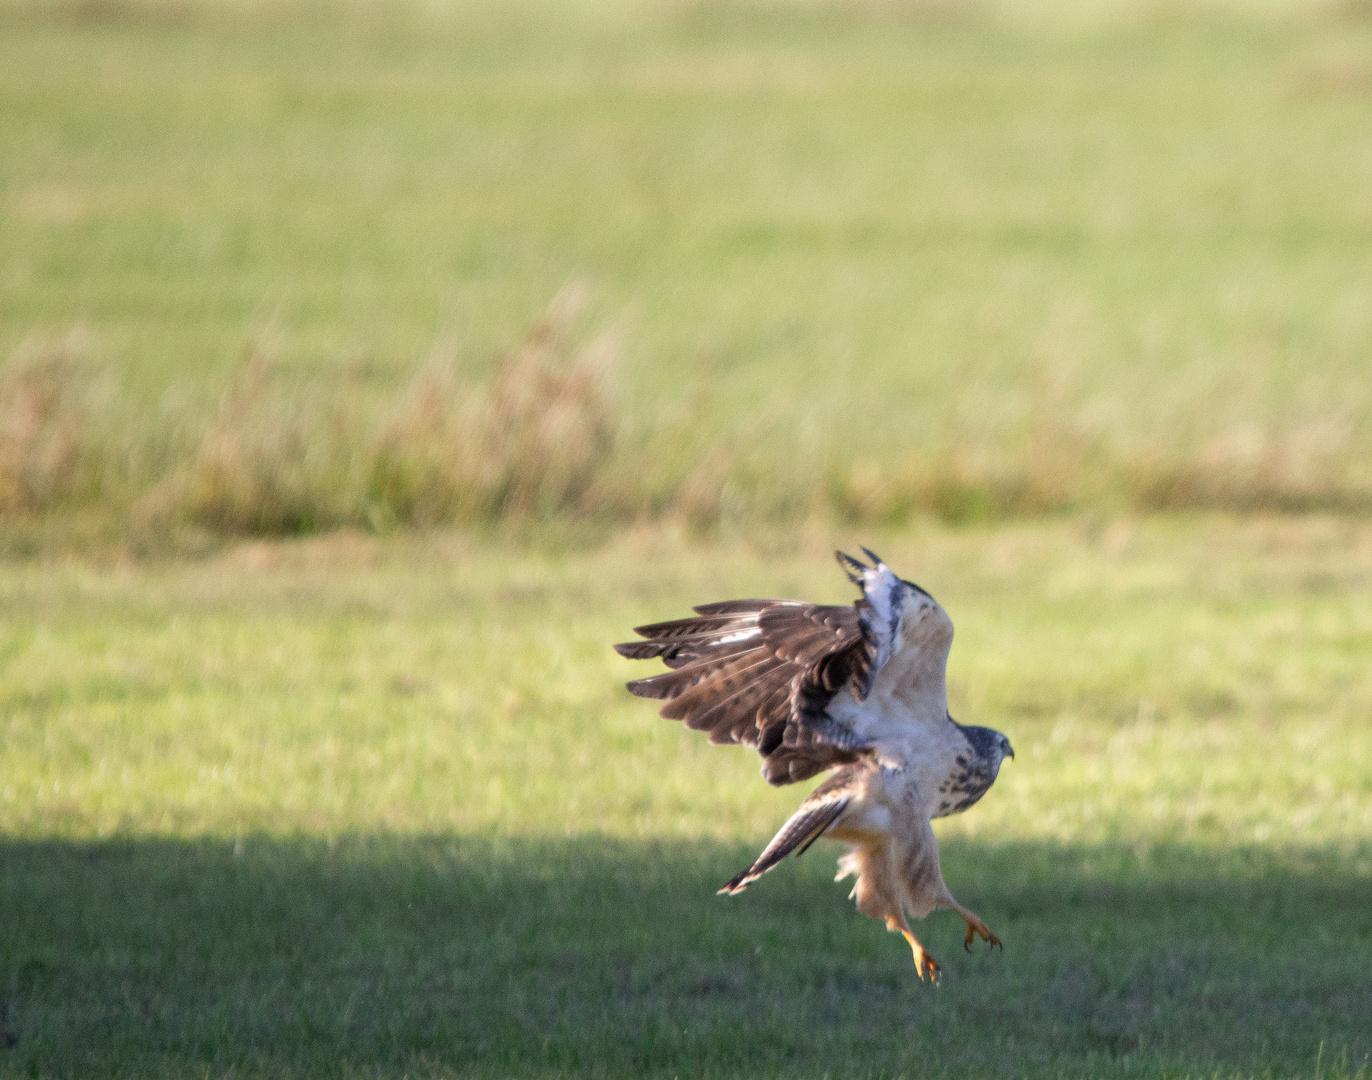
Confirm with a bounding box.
[1,0,1370,1076]
[4,0,1372,537]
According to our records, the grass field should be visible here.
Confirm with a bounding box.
[3,0,1371,1075]
[3,0,1372,525]
[2,520,1370,1077]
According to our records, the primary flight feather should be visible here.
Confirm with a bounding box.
[614,549,1014,983]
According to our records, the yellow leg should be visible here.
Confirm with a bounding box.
[953,903,1002,951]
[900,928,941,984]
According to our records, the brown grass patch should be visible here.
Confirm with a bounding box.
[0,330,96,514]
[131,287,620,536]
[369,286,618,527]
[6,291,1372,540]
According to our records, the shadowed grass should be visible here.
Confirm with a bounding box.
[1,835,1369,1078]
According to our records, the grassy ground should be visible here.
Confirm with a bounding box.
[3,2,1371,1074]
[2,519,1371,1077]
[4,0,1372,522]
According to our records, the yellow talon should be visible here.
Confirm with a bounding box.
[901,929,941,985]
[959,909,1001,951]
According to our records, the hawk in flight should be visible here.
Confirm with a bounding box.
[615,549,1013,983]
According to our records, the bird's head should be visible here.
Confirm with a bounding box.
[956,722,1014,778]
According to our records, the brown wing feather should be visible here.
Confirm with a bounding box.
[692,599,790,616]
[659,654,784,721]
[615,600,875,786]
[718,766,860,893]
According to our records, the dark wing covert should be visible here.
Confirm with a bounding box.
[614,597,877,785]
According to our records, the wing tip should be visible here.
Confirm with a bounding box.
[836,546,890,584]
[859,545,886,568]
[719,794,850,894]
[718,870,755,895]
[624,676,669,699]
[835,549,867,586]
[691,599,776,616]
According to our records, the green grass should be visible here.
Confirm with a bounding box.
[2,1,1372,1073]
[2,520,1371,1076]
[3,0,1372,523]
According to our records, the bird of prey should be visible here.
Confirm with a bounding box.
[614,549,1013,983]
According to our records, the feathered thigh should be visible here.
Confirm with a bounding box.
[832,818,947,927]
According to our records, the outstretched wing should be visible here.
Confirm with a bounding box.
[614,596,872,784]
[614,549,953,784]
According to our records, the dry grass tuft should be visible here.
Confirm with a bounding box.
[0,331,95,514]
[168,344,361,535]
[1128,416,1372,514]
[369,286,618,527]
[5,294,1372,540]
[132,288,620,536]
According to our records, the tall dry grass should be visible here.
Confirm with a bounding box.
[368,287,618,527]
[140,288,621,535]
[0,330,99,514]
[4,293,1372,539]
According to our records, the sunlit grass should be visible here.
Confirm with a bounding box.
[4,520,1371,854]
[3,0,1372,1068]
